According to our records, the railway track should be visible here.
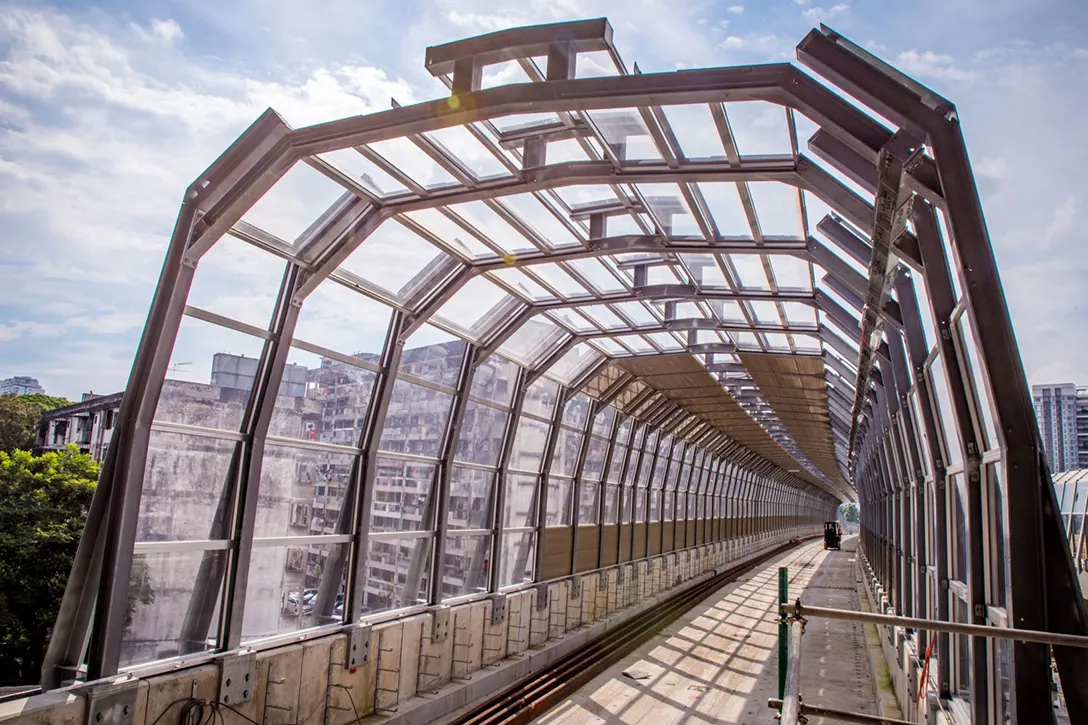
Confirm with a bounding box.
[446,539,812,725]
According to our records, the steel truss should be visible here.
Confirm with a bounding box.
[39,18,1085,724]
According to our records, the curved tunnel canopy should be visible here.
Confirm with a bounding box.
[41,18,1088,723]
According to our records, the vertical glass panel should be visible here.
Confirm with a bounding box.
[583,436,608,481]
[137,432,236,542]
[254,445,356,538]
[579,481,601,524]
[455,402,508,466]
[549,344,602,385]
[603,484,620,524]
[242,542,347,641]
[470,355,520,406]
[634,488,646,521]
[189,236,284,329]
[955,597,972,700]
[928,354,963,466]
[440,534,492,598]
[400,332,467,387]
[649,489,661,520]
[592,406,616,438]
[503,474,539,528]
[607,441,628,483]
[952,475,967,581]
[551,428,584,478]
[523,376,560,418]
[448,467,494,530]
[564,393,592,429]
[242,161,349,243]
[499,532,535,588]
[362,536,433,613]
[546,477,573,526]
[378,380,453,457]
[282,349,376,446]
[955,315,999,451]
[371,458,436,532]
[157,316,266,430]
[294,279,393,357]
[120,551,222,667]
[510,416,550,473]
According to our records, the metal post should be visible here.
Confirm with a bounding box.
[780,622,805,725]
[778,567,789,700]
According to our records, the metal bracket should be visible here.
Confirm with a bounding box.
[490,593,507,623]
[535,583,550,610]
[82,678,139,725]
[569,575,582,598]
[345,623,371,669]
[598,570,610,591]
[431,605,451,642]
[218,650,256,706]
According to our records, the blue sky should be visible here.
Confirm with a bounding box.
[0,0,1086,399]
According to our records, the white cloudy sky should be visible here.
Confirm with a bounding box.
[0,0,1085,399]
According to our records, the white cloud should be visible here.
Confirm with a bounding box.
[975,156,1009,181]
[802,3,850,22]
[149,18,183,44]
[727,5,745,14]
[1042,195,1077,247]
[894,49,976,82]
[720,36,744,50]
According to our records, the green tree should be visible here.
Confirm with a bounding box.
[0,446,97,684]
[18,394,73,413]
[839,502,860,524]
[0,394,41,452]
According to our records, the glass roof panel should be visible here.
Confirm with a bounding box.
[498,315,565,366]
[747,182,804,237]
[491,112,564,133]
[772,254,813,291]
[445,201,538,254]
[399,209,495,260]
[316,149,408,197]
[479,59,534,89]
[699,183,753,235]
[724,101,793,156]
[565,258,626,294]
[365,138,459,190]
[576,50,619,78]
[732,255,770,289]
[646,332,684,351]
[646,264,684,285]
[603,213,646,237]
[241,162,349,244]
[733,331,760,349]
[529,263,590,297]
[616,334,654,353]
[501,193,584,249]
[612,301,658,326]
[579,305,627,330]
[588,336,626,355]
[749,301,781,324]
[548,310,595,333]
[548,343,603,384]
[337,218,450,303]
[782,301,816,324]
[433,275,516,340]
[547,139,593,163]
[660,104,726,159]
[423,125,512,180]
[488,267,555,302]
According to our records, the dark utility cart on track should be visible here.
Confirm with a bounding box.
[824,522,842,550]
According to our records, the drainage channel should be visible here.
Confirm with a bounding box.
[447,539,810,725]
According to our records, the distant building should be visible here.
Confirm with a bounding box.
[0,375,44,396]
[1033,383,1080,473]
[37,392,124,462]
[1077,388,1088,470]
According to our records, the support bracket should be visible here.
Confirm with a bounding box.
[490,593,507,624]
[217,650,256,706]
[430,605,451,642]
[345,623,372,669]
[81,678,139,725]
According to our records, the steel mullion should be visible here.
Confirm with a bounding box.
[427,343,477,605]
[532,385,568,581]
[487,368,529,593]
[568,399,599,575]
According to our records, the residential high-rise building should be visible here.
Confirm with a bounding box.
[1033,383,1079,472]
[1077,387,1088,470]
[0,375,44,396]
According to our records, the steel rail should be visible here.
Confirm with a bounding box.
[768,698,916,725]
[782,602,1088,649]
[447,538,812,725]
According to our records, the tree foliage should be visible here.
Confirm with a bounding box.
[0,394,41,452]
[19,394,73,413]
[839,502,860,524]
[0,446,97,684]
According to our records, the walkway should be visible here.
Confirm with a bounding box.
[534,538,882,724]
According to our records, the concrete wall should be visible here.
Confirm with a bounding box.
[0,525,821,725]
